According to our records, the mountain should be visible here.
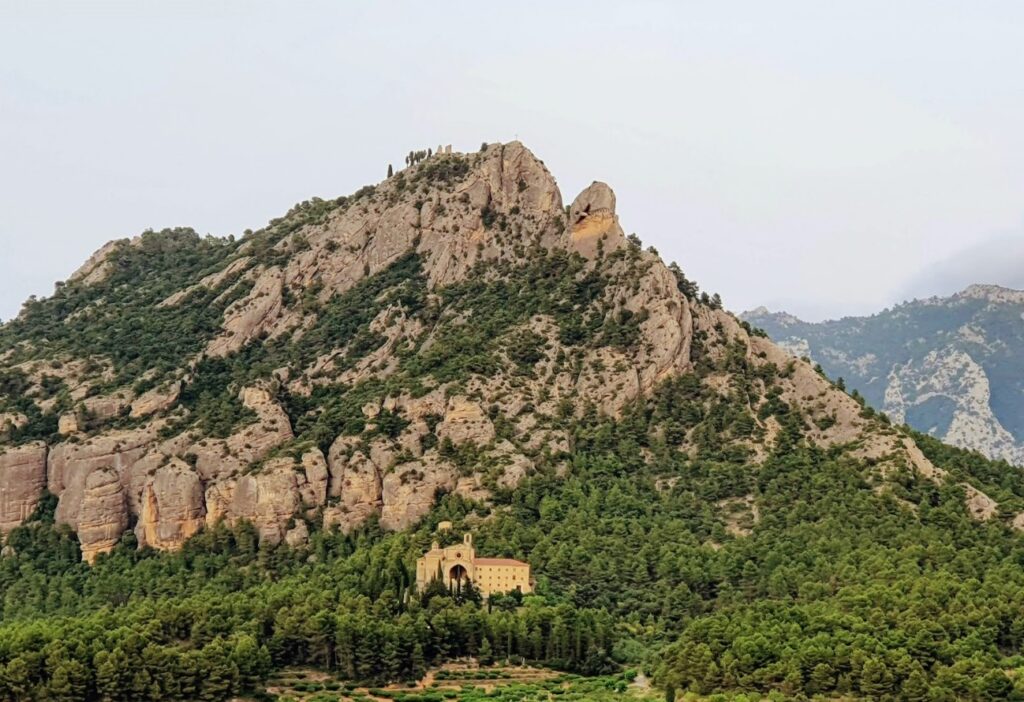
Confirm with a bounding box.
[2,143,1024,701]
[743,285,1024,466]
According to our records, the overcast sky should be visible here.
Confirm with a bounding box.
[3,1,1024,323]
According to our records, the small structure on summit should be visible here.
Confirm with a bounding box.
[416,532,532,597]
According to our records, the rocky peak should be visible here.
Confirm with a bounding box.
[957,283,1024,305]
[568,181,626,260]
[1,141,1015,562]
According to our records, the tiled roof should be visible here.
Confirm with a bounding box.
[474,557,529,567]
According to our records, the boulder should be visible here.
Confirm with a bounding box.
[284,520,309,548]
[58,413,80,436]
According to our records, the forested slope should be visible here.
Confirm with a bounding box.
[0,143,1023,700]
[744,289,1024,466]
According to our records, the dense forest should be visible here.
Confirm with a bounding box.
[1,377,1024,700]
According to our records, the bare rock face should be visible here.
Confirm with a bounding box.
[301,449,329,507]
[0,414,27,436]
[207,267,286,357]
[68,239,127,286]
[48,428,156,498]
[623,255,695,395]
[327,438,384,532]
[568,182,626,260]
[380,455,457,530]
[57,413,80,436]
[284,520,309,548]
[135,459,205,550]
[226,459,305,544]
[0,443,47,532]
[204,481,234,527]
[58,395,130,436]
[131,382,181,419]
[77,468,127,563]
[84,395,131,421]
[436,397,495,445]
[49,427,156,560]
[189,386,294,481]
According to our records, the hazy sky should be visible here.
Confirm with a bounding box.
[3,1,1024,323]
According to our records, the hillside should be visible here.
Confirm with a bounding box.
[743,287,1024,466]
[1,143,1024,700]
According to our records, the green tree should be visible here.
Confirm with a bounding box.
[478,637,493,665]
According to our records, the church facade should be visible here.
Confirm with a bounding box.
[416,533,532,597]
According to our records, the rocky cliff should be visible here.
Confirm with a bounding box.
[0,142,1013,561]
[744,284,1024,466]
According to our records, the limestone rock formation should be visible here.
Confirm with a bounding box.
[131,381,181,418]
[68,239,128,286]
[326,438,383,533]
[0,443,47,532]
[437,397,495,445]
[744,284,1024,465]
[226,460,305,544]
[76,468,127,562]
[135,459,206,550]
[569,181,625,260]
[1,140,1012,561]
[380,455,457,530]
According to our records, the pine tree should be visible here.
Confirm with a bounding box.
[809,662,835,694]
[411,642,426,680]
[859,657,893,697]
[387,164,393,178]
[478,637,493,665]
[901,667,929,702]
[48,660,88,702]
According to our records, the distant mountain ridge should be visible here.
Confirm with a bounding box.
[743,284,1024,465]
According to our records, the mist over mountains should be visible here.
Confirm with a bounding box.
[745,283,1024,465]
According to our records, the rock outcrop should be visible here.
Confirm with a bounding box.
[76,468,128,562]
[0,141,1008,561]
[135,459,206,550]
[131,382,181,418]
[0,443,47,532]
[744,284,1024,465]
